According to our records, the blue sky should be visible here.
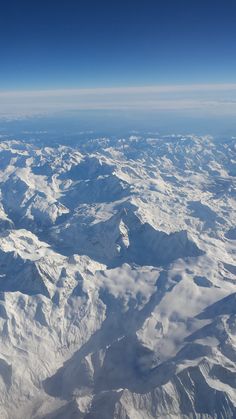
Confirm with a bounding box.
[0,0,236,129]
[1,0,236,90]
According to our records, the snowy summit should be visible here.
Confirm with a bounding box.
[0,134,235,418]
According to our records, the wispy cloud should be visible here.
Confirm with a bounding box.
[0,84,236,118]
[1,83,236,97]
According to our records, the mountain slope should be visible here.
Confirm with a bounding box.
[0,134,235,418]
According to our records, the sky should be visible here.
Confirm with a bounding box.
[0,0,236,125]
[1,0,236,90]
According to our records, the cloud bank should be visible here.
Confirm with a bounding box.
[0,84,236,118]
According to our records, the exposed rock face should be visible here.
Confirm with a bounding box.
[0,134,235,418]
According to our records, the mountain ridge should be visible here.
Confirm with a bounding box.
[0,134,235,418]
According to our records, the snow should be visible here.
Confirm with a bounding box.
[0,134,235,418]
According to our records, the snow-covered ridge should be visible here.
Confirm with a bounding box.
[0,134,235,418]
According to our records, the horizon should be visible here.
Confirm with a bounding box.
[1,82,236,121]
[1,0,236,134]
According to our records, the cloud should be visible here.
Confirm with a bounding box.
[0,84,236,118]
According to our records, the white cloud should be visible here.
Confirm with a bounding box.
[1,83,236,97]
[0,84,236,118]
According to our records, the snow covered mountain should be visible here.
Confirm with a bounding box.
[0,134,235,418]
